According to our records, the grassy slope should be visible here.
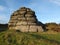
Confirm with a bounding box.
[0,30,60,45]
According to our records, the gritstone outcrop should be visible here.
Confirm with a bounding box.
[8,7,45,32]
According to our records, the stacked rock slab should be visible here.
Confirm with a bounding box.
[8,7,44,32]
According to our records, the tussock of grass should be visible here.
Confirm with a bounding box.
[0,30,60,45]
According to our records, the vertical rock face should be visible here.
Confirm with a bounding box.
[8,7,44,32]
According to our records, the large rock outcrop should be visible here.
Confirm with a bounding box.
[8,7,45,32]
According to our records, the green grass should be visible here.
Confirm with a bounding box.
[0,30,60,45]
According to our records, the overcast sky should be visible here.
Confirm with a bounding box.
[0,0,60,24]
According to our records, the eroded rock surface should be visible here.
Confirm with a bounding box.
[8,7,44,32]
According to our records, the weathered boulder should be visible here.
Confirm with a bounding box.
[8,7,45,32]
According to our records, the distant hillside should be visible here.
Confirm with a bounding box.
[0,24,8,31]
[0,30,60,45]
[45,23,60,32]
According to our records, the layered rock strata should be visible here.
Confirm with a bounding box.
[8,7,44,32]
